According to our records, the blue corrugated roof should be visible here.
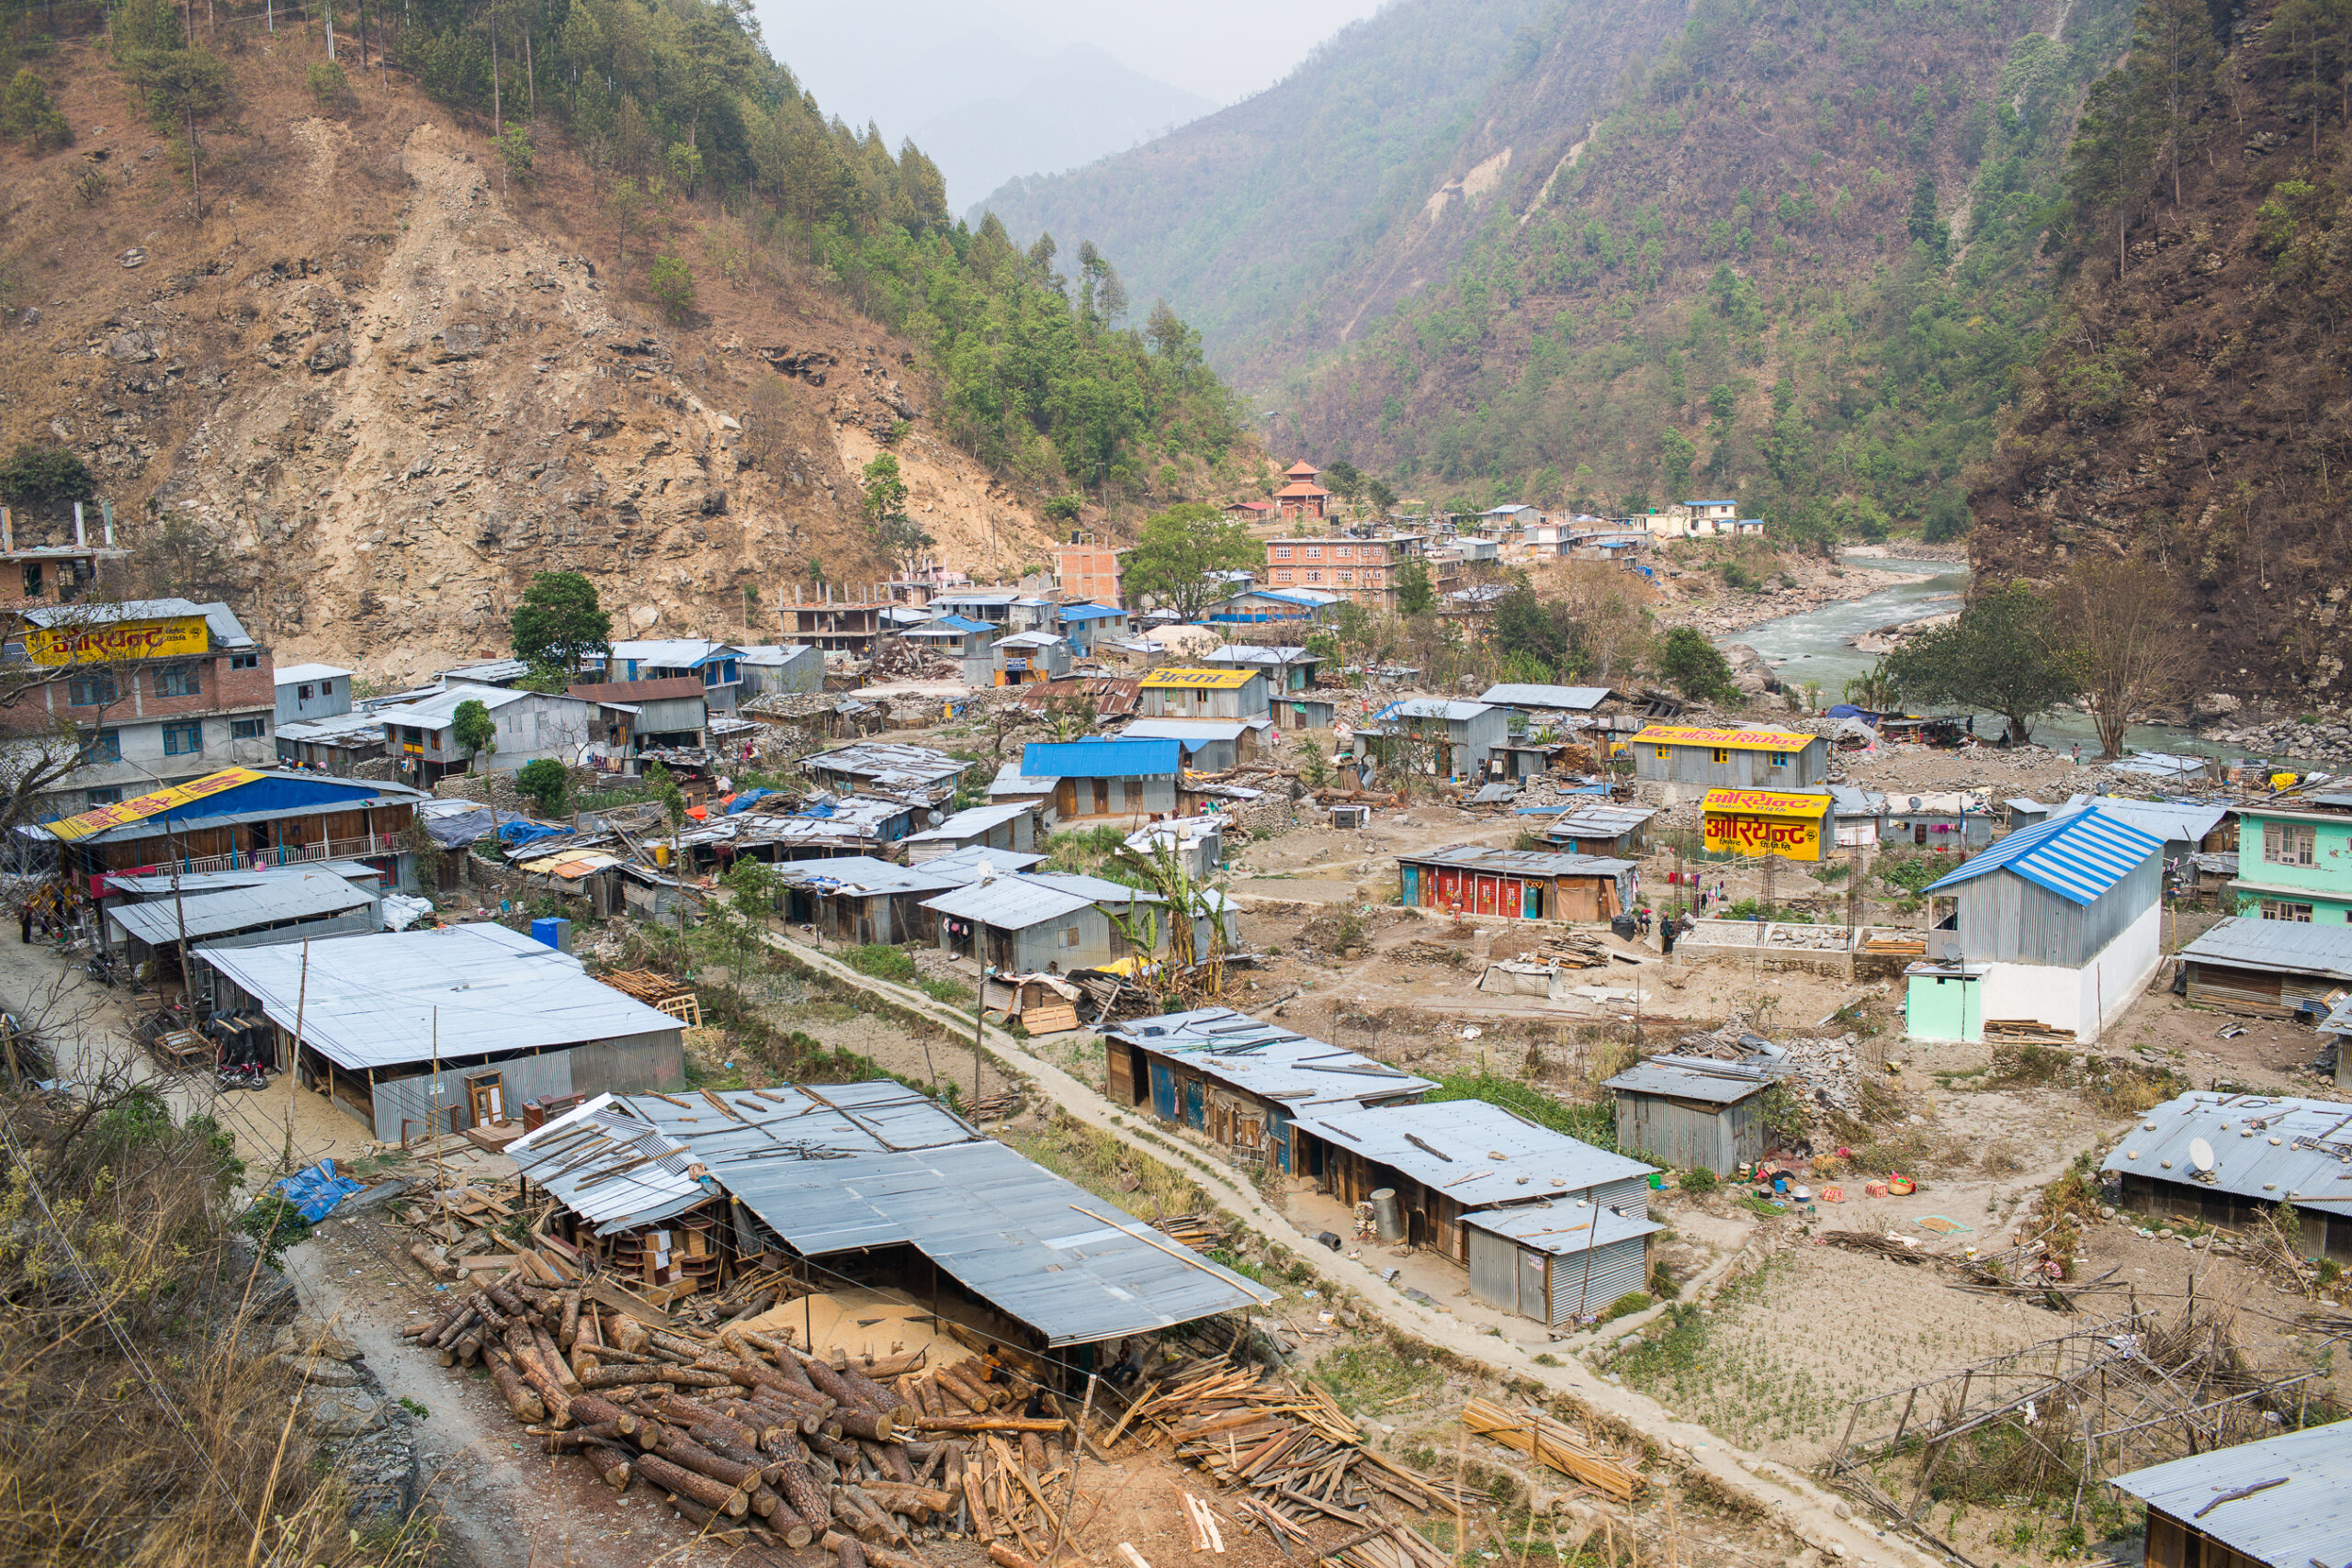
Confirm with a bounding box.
[1022,739,1182,778]
[1056,604,1126,620]
[1923,807,2163,906]
[916,615,989,633]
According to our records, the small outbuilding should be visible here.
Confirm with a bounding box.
[1701,787,1832,861]
[1603,1055,1788,1176]
[1397,844,1634,922]
[1628,725,1828,788]
[2101,1090,2352,1264]
[2176,917,2352,1018]
[1355,699,1510,780]
[900,800,1042,862]
[2109,1418,2350,1568]
[1544,804,1657,856]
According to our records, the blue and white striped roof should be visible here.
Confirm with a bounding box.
[1923,807,2163,906]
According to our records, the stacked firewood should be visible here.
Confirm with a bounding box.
[1460,1399,1644,1504]
[1102,1355,1476,1558]
[406,1267,1080,1559]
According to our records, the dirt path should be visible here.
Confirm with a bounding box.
[765,932,1944,1568]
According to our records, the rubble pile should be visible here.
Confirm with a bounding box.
[869,639,961,681]
[1781,1033,1866,1118]
[2204,716,2352,766]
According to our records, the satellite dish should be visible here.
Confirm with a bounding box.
[1941,942,1963,964]
[926,809,943,826]
[1909,796,1923,812]
[2188,1138,2216,1174]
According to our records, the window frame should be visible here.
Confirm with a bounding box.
[1712,748,1732,764]
[230,717,267,739]
[2260,899,2315,922]
[151,661,201,699]
[161,719,204,757]
[2263,820,2317,866]
[229,651,259,670]
[80,728,120,763]
[66,672,118,708]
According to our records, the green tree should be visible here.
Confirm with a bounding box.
[510,570,612,679]
[307,60,345,109]
[1657,626,1735,700]
[1363,478,1397,516]
[648,254,695,323]
[1042,494,1084,525]
[451,699,498,768]
[1121,503,1263,623]
[494,122,535,186]
[1,71,71,152]
[119,47,230,221]
[1659,430,1696,493]
[1394,558,1434,616]
[1906,174,1947,260]
[2132,0,2221,209]
[2067,67,2155,277]
[606,177,650,265]
[861,452,933,556]
[1883,583,2078,745]
[1491,587,1581,679]
[515,759,570,815]
[0,444,93,505]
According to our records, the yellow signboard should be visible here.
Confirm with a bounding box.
[1141,668,1257,690]
[1632,724,1815,753]
[24,614,210,668]
[1702,787,1829,862]
[45,767,265,842]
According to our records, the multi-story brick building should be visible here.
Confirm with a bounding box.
[5,598,277,818]
[1051,534,1123,608]
[0,500,130,612]
[1262,532,1430,611]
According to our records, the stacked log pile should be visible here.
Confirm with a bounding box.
[1102,1355,1476,1564]
[408,1259,1084,1559]
[1459,1399,1644,1504]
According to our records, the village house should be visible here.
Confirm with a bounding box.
[1203,587,1337,628]
[1262,533,1429,612]
[991,630,1072,686]
[1645,500,1740,537]
[1904,807,2165,1044]
[0,498,127,609]
[772,849,1037,945]
[2110,1418,2346,1568]
[102,865,386,1001]
[201,921,686,1143]
[4,598,277,817]
[731,644,824,698]
[1138,667,1270,721]
[1396,843,1636,922]
[1629,724,1830,789]
[799,742,971,807]
[1272,459,1331,521]
[1204,644,1323,694]
[1019,739,1183,824]
[275,711,387,775]
[922,871,1227,973]
[2175,917,2352,1018]
[783,591,892,653]
[1121,716,1272,773]
[1053,603,1130,656]
[900,800,1042,862]
[1099,1009,1434,1174]
[2222,793,2352,923]
[274,663,353,727]
[1544,804,1658,857]
[901,615,997,686]
[604,639,744,713]
[374,683,603,787]
[1604,1055,1790,1176]
[1354,698,1510,780]
[1050,534,1123,607]
[2102,1089,2352,1265]
[560,677,708,763]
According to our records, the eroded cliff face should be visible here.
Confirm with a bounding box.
[4,61,1054,682]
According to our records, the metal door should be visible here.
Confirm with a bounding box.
[1183,1077,1205,1129]
[1501,879,1522,919]
[1466,1224,1519,1314]
[1402,865,1419,906]
[1438,867,1463,908]
[1476,875,1498,916]
[1149,1061,1179,1122]
[1521,1250,1548,1320]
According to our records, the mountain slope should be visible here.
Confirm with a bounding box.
[971,0,1614,362]
[1970,0,2352,701]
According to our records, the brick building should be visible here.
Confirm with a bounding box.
[1051,534,1123,608]
[1262,533,1430,611]
[1272,461,1331,522]
[5,598,276,818]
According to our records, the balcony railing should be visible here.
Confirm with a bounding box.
[167,833,401,877]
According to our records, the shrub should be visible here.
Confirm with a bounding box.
[0,443,92,505]
[1600,1291,1653,1323]
[515,758,569,815]
[1,68,70,151]
[840,943,917,984]
[236,1192,313,1271]
[1679,1165,1718,1193]
[649,253,695,322]
[306,59,345,108]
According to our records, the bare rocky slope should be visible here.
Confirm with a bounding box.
[0,46,1057,684]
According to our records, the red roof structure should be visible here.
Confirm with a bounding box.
[1284,460,1320,479]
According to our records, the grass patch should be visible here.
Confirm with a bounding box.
[921,977,975,1009]
[1205,1248,1264,1282]
[841,943,919,984]
[1311,1341,1447,1416]
[1600,1291,1652,1323]
[1425,1070,1615,1151]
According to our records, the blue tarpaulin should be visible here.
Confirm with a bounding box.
[724,788,774,815]
[269,1158,364,1222]
[497,820,570,849]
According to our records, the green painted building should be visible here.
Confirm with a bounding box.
[2224,797,2352,925]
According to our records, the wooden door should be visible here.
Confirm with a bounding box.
[1475,875,1498,916]
[467,1071,505,1126]
[1401,866,1419,906]
[1056,780,1078,818]
[1501,879,1522,919]
[1092,778,1110,816]
[1562,882,1599,921]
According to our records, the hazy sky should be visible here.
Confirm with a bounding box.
[754,0,1393,114]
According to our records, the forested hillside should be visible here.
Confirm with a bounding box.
[1972,0,2352,699]
[972,0,1610,361]
[1283,0,2135,544]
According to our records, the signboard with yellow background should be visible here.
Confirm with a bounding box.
[45,767,265,841]
[24,614,210,667]
[1701,788,1830,862]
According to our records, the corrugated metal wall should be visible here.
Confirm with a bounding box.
[1466,1224,1519,1314]
[1556,1236,1648,1319]
[1616,1095,1729,1173]
[369,1051,576,1143]
[571,1033,687,1096]
[1593,1177,1651,1215]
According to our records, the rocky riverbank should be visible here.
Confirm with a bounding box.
[2200,711,2352,769]
[1655,549,1931,636]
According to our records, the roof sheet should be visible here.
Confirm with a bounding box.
[611,638,737,666]
[1122,719,1264,746]
[277,712,390,745]
[772,855,968,897]
[1923,807,2165,906]
[901,802,1037,843]
[274,663,355,685]
[108,869,374,946]
[1603,1055,1788,1105]
[920,845,1048,879]
[2099,1090,2352,1213]
[1546,805,1657,839]
[2055,795,2230,842]
[373,684,545,728]
[195,922,685,1072]
[46,770,424,843]
[1703,788,1832,819]
[1398,844,1635,879]
[2179,916,2352,982]
[2108,1404,2352,1563]
[1480,684,1614,710]
[1102,1008,1435,1111]
[1205,646,1313,665]
[1461,1199,1664,1258]
[1296,1100,1655,1206]
[1142,669,1259,690]
[1377,699,1496,721]
[803,744,970,790]
[1021,739,1182,778]
[1056,604,1128,621]
[992,761,1063,794]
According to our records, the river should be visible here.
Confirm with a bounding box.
[1718,556,2284,767]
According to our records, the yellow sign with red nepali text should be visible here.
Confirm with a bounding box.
[44,767,265,842]
[23,614,210,667]
[1701,787,1830,862]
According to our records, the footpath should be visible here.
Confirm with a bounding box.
[763,931,1937,1568]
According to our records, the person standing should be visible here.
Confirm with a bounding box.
[17,905,28,944]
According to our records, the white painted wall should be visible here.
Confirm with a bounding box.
[1978,902,2163,1043]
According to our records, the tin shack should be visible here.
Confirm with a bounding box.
[1396,844,1634,922]
[1629,725,1828,788]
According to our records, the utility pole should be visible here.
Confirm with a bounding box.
[973,964,992,1106]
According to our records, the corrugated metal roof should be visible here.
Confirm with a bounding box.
[1479,684,1614,710]
[2055,795,2230,842]
[274,663,355,685]
[277,711,391,745]
[921,872,1160,929]
[371,684,544,728]
[2179,917,2352,982]
[508,1095,712,1230]
[772,856,967,897]
[1398,844,1636,878]
[1462,1200,1663,1258]
[721,1136,1275,1344]
[1923,807,2163,906]
[1021,739,1182,778]
[1142,669,1259,690]
[2099,1090,2352,1212]
[921,845,1048,879]
[901,802,1037,844]
[1603,1055,1788,1105]
[108,869,374,946]
[1546,805,1657,839]
[1122,718,1267,746]
[1296,1100,1655,1207]
[1102,1008,1435,1111]
[908,615,990,635]
[196,922,685,1072]
[2108,1416,2352,1561]
[1056,604,1128,621]
[1205,645,1313,664]
[1376,699,1496,721]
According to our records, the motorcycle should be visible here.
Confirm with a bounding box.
[82,950,118,987]
[216,1062,269,1092]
